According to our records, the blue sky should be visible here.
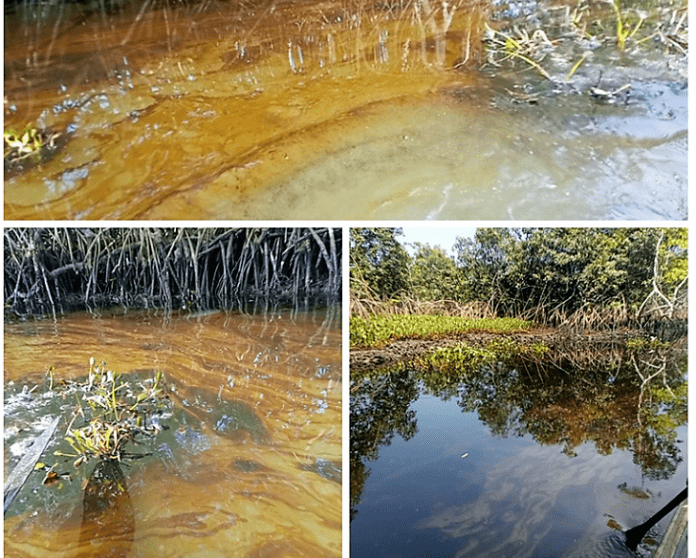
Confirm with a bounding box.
[398,226,477,257]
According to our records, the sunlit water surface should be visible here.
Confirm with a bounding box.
[4,308,341,557]
[4,0,687,220]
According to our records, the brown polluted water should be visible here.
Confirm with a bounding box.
[3,307,341,557]
[4,0,687,220]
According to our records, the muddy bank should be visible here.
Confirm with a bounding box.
[350,328,650,373]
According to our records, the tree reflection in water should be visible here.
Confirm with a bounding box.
[350,337,687,535]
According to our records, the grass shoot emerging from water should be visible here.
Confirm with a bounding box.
[350,315,530,348]
[612,0,645,51]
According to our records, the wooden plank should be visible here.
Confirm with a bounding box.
[654,499,688,558]
[4,416,61,515]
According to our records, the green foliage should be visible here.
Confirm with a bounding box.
[418,343,498,372]
[350,227,686,327]
[350,228,411,300]
[416,339,550,376]
[625,337,670,351]
[454,228,687,321]
[659,229,688,287]
[612,0,645,51]
[350,315,530,347]
[409,243,463,301]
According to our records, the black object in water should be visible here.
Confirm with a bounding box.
[623,486,688,551]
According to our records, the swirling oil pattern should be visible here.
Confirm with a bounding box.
[4,307,341,558]
[4,0,687,220]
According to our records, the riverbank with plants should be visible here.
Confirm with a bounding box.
[350,314,531,348]
[350,228,687,373]
[350,227,687,557]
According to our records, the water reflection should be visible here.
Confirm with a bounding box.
[350,338,687,557]
[79,460,135,558]
[4,307,341,557]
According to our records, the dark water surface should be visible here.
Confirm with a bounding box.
[4,0,688,220]
[4,307,341,557]
[350,346,687,558]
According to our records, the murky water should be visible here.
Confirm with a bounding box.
[4,0,687,220]
[350,347,688,558]
[4,307,341,557]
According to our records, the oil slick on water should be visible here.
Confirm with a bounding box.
[3,0,687,220]
[4,308,342,557]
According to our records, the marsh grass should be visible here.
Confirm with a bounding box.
[4,227,341,318]
[351,293,495,320]
[350,314,530,347]
[413,337,550,374]
[350,289,665,334]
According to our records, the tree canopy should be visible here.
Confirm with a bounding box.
[350,227,687,324]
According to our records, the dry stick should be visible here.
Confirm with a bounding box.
[165,229,187,305]
[304,251,312,293]
[225,234,237,303]
[269,242,281,292]
[84,230,106,307]
[185,231,201,305]
[638,231,674,320]
[262,242,270,296]
[120,0,152,47]
[328,228,339,292]
[37,255,57,317]
[309,228,335,292]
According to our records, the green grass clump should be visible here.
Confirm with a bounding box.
[417,343,500,372]
[350,315,530,348]
[625,337,670,352]
[416,338,549,374]
[51,358,168,467]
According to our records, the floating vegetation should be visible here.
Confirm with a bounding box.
[4,227,341,318]
[483,0,688,88]
[405,338,548,376]
[625,336,671,352]
[51,358,171,469]
[483,24,554,79]
[350,315,530,348]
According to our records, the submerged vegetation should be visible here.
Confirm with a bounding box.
[483,0,687,81]
[4,227,341,318]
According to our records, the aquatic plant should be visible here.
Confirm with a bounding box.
[483,24,552,79]
[415,338,549,375]
[611,0,644,51]
[350,314,530,347]
[52,358,170,467]
[625,337,670,352]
